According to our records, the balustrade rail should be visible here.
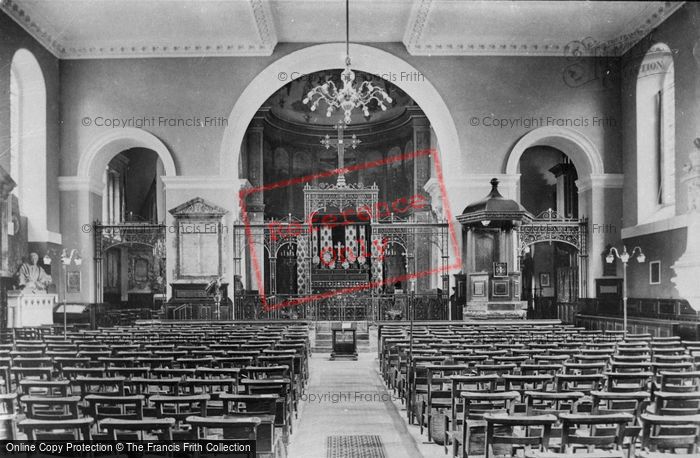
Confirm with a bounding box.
[232,293,448,322]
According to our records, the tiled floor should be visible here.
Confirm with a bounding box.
[288,353,445,458]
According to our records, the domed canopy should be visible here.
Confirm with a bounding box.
[457,178,533,227]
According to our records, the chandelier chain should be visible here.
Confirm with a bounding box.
[301,0,392,124]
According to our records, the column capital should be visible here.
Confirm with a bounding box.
[408,107,430,128]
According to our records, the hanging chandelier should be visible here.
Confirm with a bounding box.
[302,0,392,124]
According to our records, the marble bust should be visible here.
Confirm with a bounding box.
[17,252,52,293]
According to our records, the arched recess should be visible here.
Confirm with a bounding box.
[62,128,176,303]
[219,43,462,187]
[505,126,612,299]
[505,126,603,178]
[78,128,177,182]
[11,49,48,242]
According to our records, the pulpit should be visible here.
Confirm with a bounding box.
[7,291,57,328]
[457,179,532,319]
[330,322,358,360]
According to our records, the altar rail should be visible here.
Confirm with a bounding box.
[232,293,448,321]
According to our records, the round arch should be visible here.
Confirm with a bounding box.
[219,43,462,181]
[77,128,177,181]
[275,241,298,258]
[521,239,581,253]
[505,126,604,177]
[11,48,48,242]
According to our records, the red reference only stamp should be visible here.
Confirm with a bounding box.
[239,148,461,312]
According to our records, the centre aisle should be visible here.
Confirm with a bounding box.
[289,353,436,458]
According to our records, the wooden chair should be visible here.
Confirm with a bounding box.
[639,412,700,456]
[0,393,18,439]
[420,365,470,443]
[240,378,293,434]
[130,377,181,397]
[62,366,106,379]
[150,393,209,437]
[444,375,499,456]
[554,374,605,395]
[503,374,553,404]
[182,377,238,414]
[72,376,126,397]
[652,391,700,416]
[484,413,557,458]
[605,371,653,393]
[221,393,279,456]
[100,417,175,440]
[185,415,261,441]
[18,379,71,397]
[11,367,53,386]
[525,391,584,417]
[658,371,700,393]
[85,394,146,438]
[18,417,93,440]
[557,413,633,455]
[105,365,151,379]
[591,390,649,457]
[20,395,81,420]
[457,391,520,457]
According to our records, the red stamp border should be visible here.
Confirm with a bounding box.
[239,148,462,312]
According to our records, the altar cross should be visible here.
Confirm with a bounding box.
[321,122,361,186]
[335,241,344,263]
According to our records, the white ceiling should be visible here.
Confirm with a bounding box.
[1,0,684,59]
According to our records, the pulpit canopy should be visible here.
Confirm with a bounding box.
[457,178,532,228]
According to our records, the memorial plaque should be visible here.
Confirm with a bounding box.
[169,197,227,281]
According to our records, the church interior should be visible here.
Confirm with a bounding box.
[0,1,699,456]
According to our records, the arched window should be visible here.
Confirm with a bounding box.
[10,66,19,199]
[636,43,675,223]
[10,49,47,241]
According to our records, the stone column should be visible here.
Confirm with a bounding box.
[409,109,433,291]
[577,174,624,298]
[245,115,266,292]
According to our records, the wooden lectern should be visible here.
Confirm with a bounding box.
[330,322,358,360]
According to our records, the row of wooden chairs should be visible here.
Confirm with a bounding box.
[0,322,311,458]
[379,324,700,458]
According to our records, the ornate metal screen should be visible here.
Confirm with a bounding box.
[93,223,167,303]
[518,209,589,298]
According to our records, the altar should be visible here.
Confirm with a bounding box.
[232,121,451,321]
[7,291,57,328]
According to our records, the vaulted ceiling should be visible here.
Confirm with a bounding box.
[2,0,683,59]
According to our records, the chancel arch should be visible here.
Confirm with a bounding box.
[220,42,463,207]
[231,62,455,320]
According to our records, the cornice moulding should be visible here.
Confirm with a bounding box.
[1,0,278,59]
[402,1,684,57]
[3,1,684,59]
